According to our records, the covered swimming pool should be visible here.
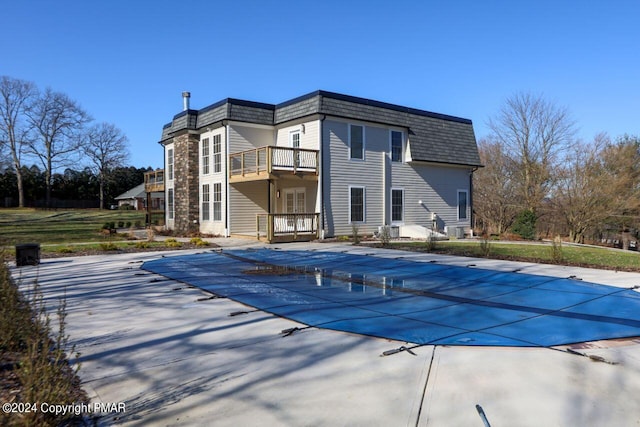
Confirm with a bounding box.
[142,248,640,347]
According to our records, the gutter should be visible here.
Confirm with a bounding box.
[319,115,326,238]
[469,166,479,236]
[224,121,230,237]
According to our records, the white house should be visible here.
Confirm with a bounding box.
[159,90,482,242]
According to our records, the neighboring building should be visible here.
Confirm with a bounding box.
[115,183,164,211]
[159,90,482,242]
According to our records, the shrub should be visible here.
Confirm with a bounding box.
[190,237,210,247]
[351,224,360,245]
[134,221,142,228]
[135,241,150,249]
[512,209,537,240]
[99,242,119,251]
[117,221,125,228]
[379,226,391,247]
[425,233,438,252]
[57,247,75,254]
[0,260,87,426]
[125,221,132,228]
[479,234,491,257]
[550,235,564,263]
[165,238,182,248]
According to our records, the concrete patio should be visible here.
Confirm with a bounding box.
[10,240,640,426]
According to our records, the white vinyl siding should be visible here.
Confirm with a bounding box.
[390,159,472,230]
[229,182,269,234]
[349,186,365,223]
[323,119,384,236]
[201,138,210,175]
[275,120,320,150]
[349,124,364,160]
[213,183,222,221]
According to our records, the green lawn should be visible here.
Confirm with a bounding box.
[392,241,640,271]
[0,208,146,245]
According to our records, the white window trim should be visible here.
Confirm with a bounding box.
[348,124,365,161]
[283,187,306,214]
[201,138,210,176]
[213,134,222,174]
[289,129,301,148]
[349,185,366,223]
[167,188,174,220]
[390,130,404,163]
[167,148,174,181]
[213,182,222,222]
[201,184,210,221]
[390,187,404,224]
[457,189,469,221]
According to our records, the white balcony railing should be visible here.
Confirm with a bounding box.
[230,146,318,179]
[257,213,320,242]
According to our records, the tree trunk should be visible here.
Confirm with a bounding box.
[99,175,105,210]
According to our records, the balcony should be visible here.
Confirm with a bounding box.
[229,146,318,183]
[256,213,320,243]
[144,169,165,192]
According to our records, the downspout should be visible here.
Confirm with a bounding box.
[319,115,326,239]
[469,166,479,236]
[224,121,230,237]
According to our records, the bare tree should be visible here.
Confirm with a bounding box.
[25,88,91,206]
[601,135,640,248]
[0,76,37,207]
[473,138,519,235]
[82,122,129,209]
[553,133,614,243]
[488,92,576,215]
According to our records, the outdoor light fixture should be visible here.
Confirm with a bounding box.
[276,190,281,198]
[418,200,423,205]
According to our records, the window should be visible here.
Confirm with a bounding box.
[458,190,468,220]
[213,134,221,173]
[202,184,210,221]
[391,188,404,223]
[167,188,174,220]
[391,131,403,162]
[201,138,210,175]
[290,130,300,148]
[349,124,364,160]
[349,186,365,223]
[213,183,222,221]
[167,149,174,180]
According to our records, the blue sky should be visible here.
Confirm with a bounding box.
[3,0,639,169]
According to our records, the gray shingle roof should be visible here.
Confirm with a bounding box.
[115,183,145,200]
[160,91,481,167]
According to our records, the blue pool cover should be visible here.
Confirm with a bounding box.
[142,249,640,347]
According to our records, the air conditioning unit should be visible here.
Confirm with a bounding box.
[377,225,400,239]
